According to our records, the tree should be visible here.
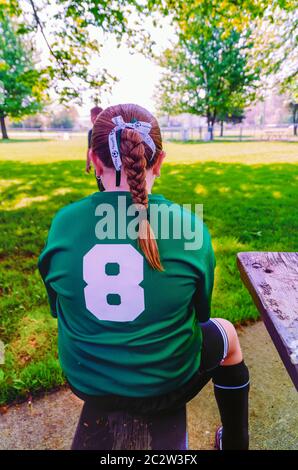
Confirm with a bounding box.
[251,4,297,96]
[161,1,297,93]
[217,109,245,137]
[159,0,296,34]
[49,106,79,129]
[2,0,295,106]
[289,102,298,136]
[1,0,158,104]
[17,114,45,129]
[216,93,246,136]
[285,82,298,136]
[0,17,48,139]
[156,26,259,140]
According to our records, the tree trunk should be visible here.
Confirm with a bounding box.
[0,115,8,139]
[220,120,224,137]
[207,121,214,140]
[293,106,297,136]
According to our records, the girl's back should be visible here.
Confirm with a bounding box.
[39,189,214,397]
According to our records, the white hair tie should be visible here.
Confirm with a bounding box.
[108,115,156,172]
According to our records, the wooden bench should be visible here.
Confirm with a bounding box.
[71,405,188,450]
[237,252,298,391]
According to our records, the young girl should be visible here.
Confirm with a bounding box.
[38,103,249,450]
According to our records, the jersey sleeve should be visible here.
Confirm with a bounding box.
[38,240,57,317]
[192,223,216,323]
[38,211,64,318]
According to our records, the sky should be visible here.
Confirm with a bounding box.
[81,18,176,118]
[87,39,164,116]
[35,6,176,119]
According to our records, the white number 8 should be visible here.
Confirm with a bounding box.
[83,244,145,322]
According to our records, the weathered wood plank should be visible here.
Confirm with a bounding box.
[71,405,187,450]
[237,252,298,391]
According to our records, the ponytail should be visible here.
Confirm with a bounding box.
[91,103,164,270]
[121,128,163,271]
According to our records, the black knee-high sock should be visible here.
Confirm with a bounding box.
[212,360,250,450]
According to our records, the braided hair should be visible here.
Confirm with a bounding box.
[91,103,163,271]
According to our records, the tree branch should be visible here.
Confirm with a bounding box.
[28,0,73,84]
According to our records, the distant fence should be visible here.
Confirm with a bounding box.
[8,129,86,140]
[7,124,298,142]
[161,125,297,142]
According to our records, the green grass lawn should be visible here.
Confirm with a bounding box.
[0,137,297,405]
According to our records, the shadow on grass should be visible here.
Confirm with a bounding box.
[0,158,297,263]
[0,158,297,403]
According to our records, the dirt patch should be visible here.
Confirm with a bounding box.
[0,322,297,450]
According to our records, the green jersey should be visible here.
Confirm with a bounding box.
[38,191,215,397]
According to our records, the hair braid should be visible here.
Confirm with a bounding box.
[121,128,163,271]
[91,103,164,271]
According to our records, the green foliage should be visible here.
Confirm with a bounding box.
[160,1,297,95]
[156,25,259,132]
[251,6,298,93]
[2,0,157,104]
[2,0,296,105]
[0,16,48,137]
[0,137,297,403]
[217,99,246,125]
[160,0,296,32]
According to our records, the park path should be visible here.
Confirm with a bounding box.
[0,321,297,450]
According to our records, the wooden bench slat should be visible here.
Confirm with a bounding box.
[71,405,188,450]
[237,252,298,391]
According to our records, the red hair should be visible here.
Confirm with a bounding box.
[91,104,163,271]
[90,106,103,118]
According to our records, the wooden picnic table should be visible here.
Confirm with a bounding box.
[237,252,298,391]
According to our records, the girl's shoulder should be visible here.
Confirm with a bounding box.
[50,193,96,227]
